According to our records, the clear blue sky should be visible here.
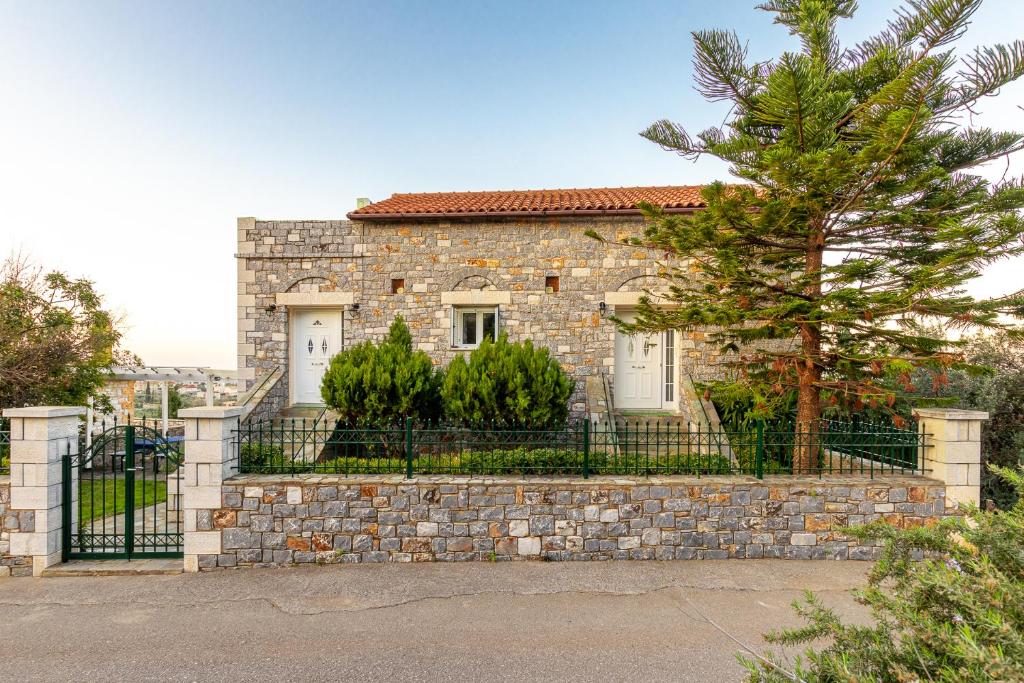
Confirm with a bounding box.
[2,1,1022,367]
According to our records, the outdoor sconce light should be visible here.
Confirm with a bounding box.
[350,303,361,312]
[264,303,277,315]
[599,301,607,316]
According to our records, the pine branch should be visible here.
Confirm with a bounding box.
[942,41,1024,113]
[691,29,760,109]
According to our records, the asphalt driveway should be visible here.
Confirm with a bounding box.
[0,560,870,682]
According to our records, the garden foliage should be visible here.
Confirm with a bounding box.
[320,316,442,425]
[0,255,134,409]
[441,333,573,429]
[614,0,1024,471]
[742,465,1024,682]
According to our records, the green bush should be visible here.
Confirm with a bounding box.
[742,465,1024,683]
[442,333,573,428]
[240,442,285,471]
[315,448,733,476]
[457,447,585,475]
[321,316,443,426]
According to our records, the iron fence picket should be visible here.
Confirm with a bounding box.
[232,416,928,479]
[0,417,10,475]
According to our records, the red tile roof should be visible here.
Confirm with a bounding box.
[347,185,707,220]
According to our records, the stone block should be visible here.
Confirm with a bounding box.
[790,533,817,546]
[618,536,640,550]
[517,537,541,555]
[185,531,222,555]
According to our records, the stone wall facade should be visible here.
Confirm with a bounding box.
[0,479,32,577]
[240,369,288,425]
[236,216,734,415]
[203,474,948,568]
[95,378,136,423]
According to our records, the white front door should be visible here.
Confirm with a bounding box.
[614,311,663,410]
[292,310,342,404]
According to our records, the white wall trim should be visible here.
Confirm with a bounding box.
[276,291,354,307]
[440,290,511,306]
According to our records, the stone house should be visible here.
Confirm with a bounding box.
[236,186,732,425]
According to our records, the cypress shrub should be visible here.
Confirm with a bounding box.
[321,316,442,425]
[441,333,573,429]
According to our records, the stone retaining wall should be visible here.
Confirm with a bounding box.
[204,474,948,568]
[0,478,32,577]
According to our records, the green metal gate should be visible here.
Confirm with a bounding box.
[62,422,184,560]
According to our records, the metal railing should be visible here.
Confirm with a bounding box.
[0,417,9,475]
[234,417,928,479]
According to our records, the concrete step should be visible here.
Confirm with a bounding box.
[612,412,693,429]
[276,404,327,421]
[41,558,183,577]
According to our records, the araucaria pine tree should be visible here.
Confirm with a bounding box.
[625,0,1024,469]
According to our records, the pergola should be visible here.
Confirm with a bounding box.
[88,366,227,441]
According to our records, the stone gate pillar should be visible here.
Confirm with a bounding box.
[913,408,988,509]
[179,406,243,572]
[3,406,85,576]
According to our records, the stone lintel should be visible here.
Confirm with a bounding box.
[274,291,354,307]
[604,291,674,307]
[440,290,512,306]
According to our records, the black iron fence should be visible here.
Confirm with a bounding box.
[234,416,928,479]
[0,417,9,475]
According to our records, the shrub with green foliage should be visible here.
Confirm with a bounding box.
[742,465,1024,683]
[315,448,733,476]
[321,316,442,426]
[239,442,285,472]
[442,333,573,428]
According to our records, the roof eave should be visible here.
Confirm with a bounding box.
[346,206,702,221]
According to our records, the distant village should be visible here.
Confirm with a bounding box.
[90,368,239,430]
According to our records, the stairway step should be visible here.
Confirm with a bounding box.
[42,559,182,577]
[276,404,327,420]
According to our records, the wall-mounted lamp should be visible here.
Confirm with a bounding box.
[350,303,361,312]
[598,301,607,317]
[264,303,277,316]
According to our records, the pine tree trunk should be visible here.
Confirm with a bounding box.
[795,354,821,472]
[794,226,825,473]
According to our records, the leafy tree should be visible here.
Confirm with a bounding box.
[320,316,442,425]
[611,0,1024,470]
[442,333,573,428]
[168,385,184,419]
[0,255,132,408]
[876,330,1024,508]
[741,465,1024,682]
[943,334,1024,507]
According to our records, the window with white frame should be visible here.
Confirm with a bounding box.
[452,306,498,348]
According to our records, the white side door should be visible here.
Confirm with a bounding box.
[292,310,342,404]
[613,311,663,410]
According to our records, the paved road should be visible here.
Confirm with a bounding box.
[0,561,870,682]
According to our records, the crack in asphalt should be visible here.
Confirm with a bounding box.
[0,583,856,616]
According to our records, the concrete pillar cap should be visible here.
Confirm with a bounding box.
[2,406,86,418]
[913,408,989,421]
[178,406,245,419]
